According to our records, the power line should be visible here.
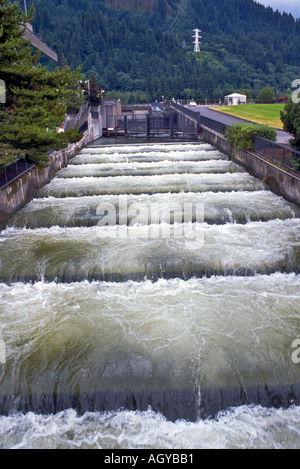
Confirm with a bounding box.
[202,30,300,57]
[204,30,276,49]
[199,31,299,62]
[168,0,187,32]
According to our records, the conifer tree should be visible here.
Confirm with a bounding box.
[0,0,83,167]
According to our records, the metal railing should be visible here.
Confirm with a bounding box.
[170,102,229,134]
[103,112,198,138]
[0,159,35,190]
[200,115,229,135]
[254,136,300,173]
[171,102,300,174]
[170,102,198,120]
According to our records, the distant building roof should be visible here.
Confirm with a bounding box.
[225,93,247,98]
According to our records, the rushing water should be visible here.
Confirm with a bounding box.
[0,140,300,449]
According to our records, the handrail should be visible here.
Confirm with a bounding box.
[170,102,229,134]
[254,135,300,174]
[0,159,35,190]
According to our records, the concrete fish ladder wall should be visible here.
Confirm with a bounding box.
[202,127,300,207]
[0,132,91,229]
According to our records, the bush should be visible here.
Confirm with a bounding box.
[225,123,277,151]
[59,126,84,145]
[280,98,300,151]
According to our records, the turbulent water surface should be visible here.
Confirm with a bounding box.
[0,140,300,449]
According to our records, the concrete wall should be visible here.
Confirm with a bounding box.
[0,99,124,228]
[88,106,103,142]
[0,132,90,229]
[101,99,122,129]
[64,104,90,132]
[0,97,118,229]
[64,104,102,141]
[202,126,300,207]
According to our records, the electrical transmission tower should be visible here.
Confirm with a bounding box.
[192,29,202,52]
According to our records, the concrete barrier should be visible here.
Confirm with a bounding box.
[0,132,90,229]
[202,126,300,207]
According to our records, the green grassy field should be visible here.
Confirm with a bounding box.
[213,103,286,129]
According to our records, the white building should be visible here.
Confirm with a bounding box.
[224,93,247,106]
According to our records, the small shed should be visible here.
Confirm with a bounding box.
[224,93,247,106]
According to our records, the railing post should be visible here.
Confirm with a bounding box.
[170,113,174,137]
[197,113,201,134]
[124,115,128,136]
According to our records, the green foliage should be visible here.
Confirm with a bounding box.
[280,98,300,170]
[105,89,150,104]
[257,86,276,103]
[280,98,300,152]
[87,74,105,104]
[59,60,85,113]
[60,126,84,145]
[0,0,84,167]
[0,143,27,166]
[225,123,277,151]
[27,0,300,101]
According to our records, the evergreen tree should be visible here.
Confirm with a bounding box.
[20,0,300,103]
[0,0,83,167]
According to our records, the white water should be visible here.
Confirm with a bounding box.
[36,172,265,198]
[1,406,300,449]
[57,159,241,178]
[0,141,300,449]
[9,191,299,228]
[0,219,300,282]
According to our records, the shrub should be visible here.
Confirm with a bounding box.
[225,123,277,151]
[280,98,300,152]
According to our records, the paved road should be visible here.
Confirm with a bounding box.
[188,105,292,145]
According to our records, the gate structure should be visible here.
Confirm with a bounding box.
[104,111,199,139]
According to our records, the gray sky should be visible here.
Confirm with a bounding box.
[256,0,300,18]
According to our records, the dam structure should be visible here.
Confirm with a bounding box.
[0,139,299,449]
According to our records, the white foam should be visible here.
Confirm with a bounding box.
[36,172,265,198]
[0,405,300,449]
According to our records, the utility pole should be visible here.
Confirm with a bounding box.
[24,0,27,15]
[192,29,202,52]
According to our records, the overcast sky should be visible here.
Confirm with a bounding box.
[256,0,300,18]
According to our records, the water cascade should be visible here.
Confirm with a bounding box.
[0,141,299,449]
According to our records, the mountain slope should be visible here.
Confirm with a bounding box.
[26,0,300,102]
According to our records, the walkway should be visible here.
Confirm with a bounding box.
[189,105,292,145]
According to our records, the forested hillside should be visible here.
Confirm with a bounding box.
[25,0,300,102]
